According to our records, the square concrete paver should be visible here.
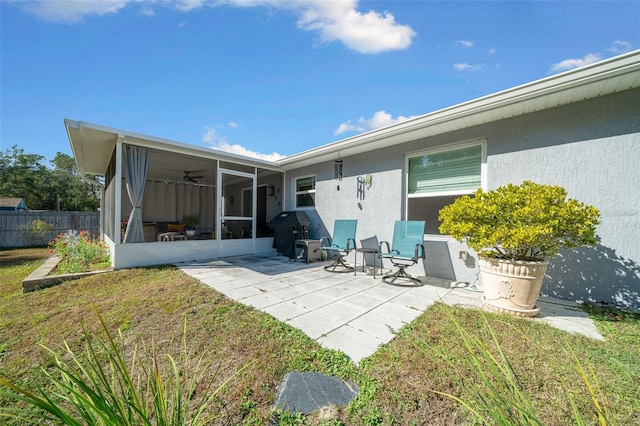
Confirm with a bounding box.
[178,254,603,364]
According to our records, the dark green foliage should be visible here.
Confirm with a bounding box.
[0,146,100,211]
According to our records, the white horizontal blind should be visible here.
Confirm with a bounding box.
[408,144,481,195]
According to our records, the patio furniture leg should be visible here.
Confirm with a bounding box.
[323,256,354,273]
[382,263,422,286]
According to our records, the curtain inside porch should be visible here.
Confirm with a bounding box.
[123,146,151,243]
[142,181,215,233]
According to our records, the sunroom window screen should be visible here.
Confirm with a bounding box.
[408,145,481,194]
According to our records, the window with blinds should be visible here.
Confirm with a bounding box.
[407,142,484,234]
[408,144,482,195]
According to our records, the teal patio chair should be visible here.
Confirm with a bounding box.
[379,221,426,285]
[321,219,357,273]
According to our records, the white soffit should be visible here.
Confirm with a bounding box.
[277,50,640,170]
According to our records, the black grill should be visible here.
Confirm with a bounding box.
[270,211,312,258]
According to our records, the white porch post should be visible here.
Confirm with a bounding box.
[252,166,257,251]
[99,185,105,239]
[215,160,221,241]
[115,136,123,245]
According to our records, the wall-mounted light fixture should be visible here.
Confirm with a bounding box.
[334,160,343,181]
[268,185,275,196]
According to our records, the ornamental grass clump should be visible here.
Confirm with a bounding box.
[438,181,600,261]
[49,229,110,273]
[0,314,238,426]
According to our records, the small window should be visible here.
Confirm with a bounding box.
[295,175,316,208]
[407,142,484,234]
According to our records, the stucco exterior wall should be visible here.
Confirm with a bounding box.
[285,146,405,265]
[284,88,640,310]
[485,88,640,309]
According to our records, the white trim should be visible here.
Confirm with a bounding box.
[408,189,475,198]
[220,167,254,179]
[115,138,123,245]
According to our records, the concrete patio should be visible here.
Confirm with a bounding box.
[178,253,603,364]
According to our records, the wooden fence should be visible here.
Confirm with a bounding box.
[0,211,100,248]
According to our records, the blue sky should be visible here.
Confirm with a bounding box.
[1,1,638,163]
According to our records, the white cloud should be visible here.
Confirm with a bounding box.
[293,1,416,53]
[202,126,284,161]
[550,53,602,72]
[139,6,155,17]
[453,62,485,71]
[456,40,474,48]
[202,126,226,145]
[608,40,633,54]
[175,0,205,12]
[16,0,416,53]
[334,110,416,136]
[488,48,496,54]
[18,0,130,23]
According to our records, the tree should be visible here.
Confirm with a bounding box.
[0,145,54,210]
[0,146,100,211]
[50,152,100,211]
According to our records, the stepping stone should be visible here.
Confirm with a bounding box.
[273,372,359,415]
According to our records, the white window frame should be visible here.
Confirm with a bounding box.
[294,174,316,209]
[405,139,487,235]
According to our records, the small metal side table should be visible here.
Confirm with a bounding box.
[294,239,322,263]
[354,247,381,278]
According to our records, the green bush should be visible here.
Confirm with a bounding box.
[18,219,53,247]
[438,181,600,261]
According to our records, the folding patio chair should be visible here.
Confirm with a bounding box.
[321,219,357,272]
[379,221,426,285]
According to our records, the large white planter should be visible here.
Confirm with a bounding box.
[479,257,549,317]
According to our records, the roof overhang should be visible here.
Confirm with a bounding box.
[277,50,640,170]
[65,120,281,178]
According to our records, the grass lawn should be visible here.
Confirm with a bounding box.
[1,248,639,425]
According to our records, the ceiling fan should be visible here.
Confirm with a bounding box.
[183,170,204,183]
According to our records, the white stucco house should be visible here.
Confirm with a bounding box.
[66,50,640,311]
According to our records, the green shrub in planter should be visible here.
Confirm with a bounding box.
[438,181,600,261]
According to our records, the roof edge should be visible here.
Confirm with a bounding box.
[277,49,640,169]
[65,119,281,174]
